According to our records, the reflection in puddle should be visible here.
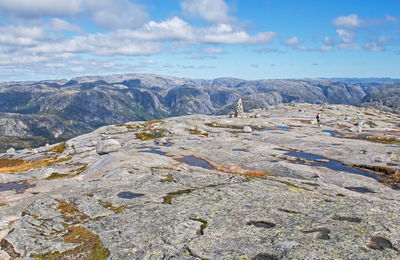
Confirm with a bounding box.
[276,126,290,131]
[117,192,144,199]
[258,127,274,132]
[345,187,375,193]
[284,150,380,180]
[177,156,214,170]
[313,161,380,180]
[0,181,35,194]
[284,150,326,161]
[322,130,344,136]
[302,182,320,187]
[139,150,166,156]
[252,134,260,136]
[233,149,248,152]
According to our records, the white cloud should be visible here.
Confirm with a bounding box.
[46,18,81,32]
[364,42,384,52]
[84,0,149,29]
[203,48,224,54]
[0,0,82,17]
[323,36,335,46]
[385,15,399,23]
[283,36,301,46]
[333,14,362,28]
[283,36,308,50]
[181,0,230,23]
[0,25,46,46]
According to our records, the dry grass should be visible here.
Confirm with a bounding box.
[99,201,125,213]
[365,121,377,127]
[0,157,71,174]
[0,203,7,206]
[190,128,209,136]
[355,136,400,144]
[50,142,66,153]
[298,120,311,124]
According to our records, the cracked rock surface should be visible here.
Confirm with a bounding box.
[1,103,400,259]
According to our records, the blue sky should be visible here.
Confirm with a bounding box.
[0,0,399,81]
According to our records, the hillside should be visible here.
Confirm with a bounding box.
[0,103,399,259]
[0,74,377,152]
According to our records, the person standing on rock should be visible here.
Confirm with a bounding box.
[316,113,320,127]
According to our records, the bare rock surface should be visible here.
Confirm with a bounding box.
[1,103,400,259]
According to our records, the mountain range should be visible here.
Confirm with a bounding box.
[0,74,399,152]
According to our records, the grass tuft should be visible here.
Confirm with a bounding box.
[50,142,66,153]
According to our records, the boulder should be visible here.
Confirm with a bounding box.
[6,147,15,154]
[242,126,252,133]
[96,139,121,155]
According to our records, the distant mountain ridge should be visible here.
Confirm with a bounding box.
[0,73,399,151]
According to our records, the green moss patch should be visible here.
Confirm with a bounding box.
[34,226,110,260]
[160,174,175,183]
[162,189,195,204]
[190,218,208,235]
[135,132,166,141]
[45,172,70,180]
[75,165,88,175]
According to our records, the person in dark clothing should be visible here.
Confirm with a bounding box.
[316,113,320,126]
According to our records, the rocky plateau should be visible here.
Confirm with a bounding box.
[1,74,399,153]
[0,103,400,259]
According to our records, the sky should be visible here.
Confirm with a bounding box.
[0,0,399,82]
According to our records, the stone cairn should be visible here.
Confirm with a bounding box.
[234,98,245,117]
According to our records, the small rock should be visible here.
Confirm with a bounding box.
[45,143,50,149]
[6,147,15,154]
[96,139,121,155]
[32,149,38,154]
[243,126,252,133]
[155,137,168,146]
[255,114,261,118]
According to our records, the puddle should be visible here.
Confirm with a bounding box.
[313,161,380,180]
[322,130,344,136]
[284,150,381,180]
[117,192,144,199]
[233,149,248,152]
[345,187,375,193]
[138,146,160,150]
[271,132,284,134]
[258,126,274,132]
[358,134,371,137]
[276,126,290,131]
[165,142,173,147]
[284,150,326,161]
[139,150,166,156]
[177,156,214,170]
[252,134,260,136]
[296,136,307,139]
[0,181,35,193]
[302,182,320,187]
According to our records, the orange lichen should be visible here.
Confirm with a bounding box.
[0,157,71,174]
